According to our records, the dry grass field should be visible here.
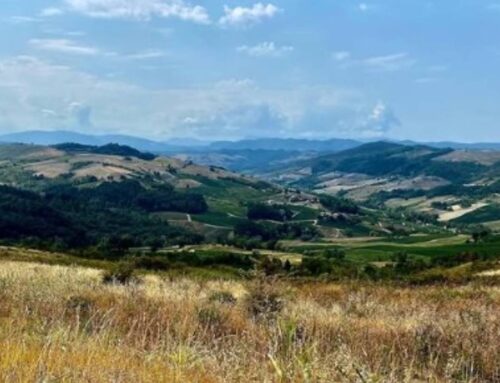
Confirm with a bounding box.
[0,260,499,382]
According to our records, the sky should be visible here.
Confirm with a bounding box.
[0,0,499,142]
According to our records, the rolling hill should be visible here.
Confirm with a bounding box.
[0,143,289,250]
[263,141,500,225]
[0,142,467,253]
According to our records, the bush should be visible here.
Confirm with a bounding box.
[300,256,332,276]
[244,278,285,320]
[102,262,138,285]
[132,255,170,271]
[322,248,346,261]
[260,255,284,276]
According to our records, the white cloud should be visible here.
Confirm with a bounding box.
[219,3,281,27]
[362,53,415,72]
[63,0,210,24]
[0,56,397,140]
[333,52,415,72]
[358,3,375,12]
[237,42,293,58]
[41,8,64,17]
[182,103,288,138]
[30,39,167,61]
[123,50,166,60]
[362,101,400,136]
[30,39,100,55]
[68,102,93,127]
[332,51,351,62]
[8,16,39,24]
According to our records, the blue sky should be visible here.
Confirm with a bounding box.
[0,0,499,142]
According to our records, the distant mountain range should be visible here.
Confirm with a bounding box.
[1,130,500,155]
[0,131,183,153]
[0,131,362,153]
[208,138,361,152]
[399,140,500,151]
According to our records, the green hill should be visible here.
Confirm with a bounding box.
[265,142,499,205]
[304,142,491,183]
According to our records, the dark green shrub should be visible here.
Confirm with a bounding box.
[102,262,138,285]
[300,256,332,276]
[132,255,170,271]
[260,255,283,276]
[322,248,346,261]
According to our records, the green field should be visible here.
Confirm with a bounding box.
[192,211,244,227]
[281,234,500,264]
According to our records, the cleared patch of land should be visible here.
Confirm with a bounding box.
[436,150,500,165]
[315,173,449,200]
[438,202,488,222]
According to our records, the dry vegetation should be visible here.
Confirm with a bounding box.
[0,260,499,382]
[17,147,258,185]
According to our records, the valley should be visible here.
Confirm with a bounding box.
[0,140,498,281]
[0,139,499,383]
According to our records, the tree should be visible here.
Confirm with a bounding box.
[471,228,491,244]
[323,248,346,261]
[260,256,283,276]
[247,203,293,222]
[283,259,292,273]
[301,257,331,276]
[319,195,359,214]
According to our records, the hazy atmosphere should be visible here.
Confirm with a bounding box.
[1,0,499,142]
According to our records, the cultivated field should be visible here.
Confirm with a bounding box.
[0,258,499,382]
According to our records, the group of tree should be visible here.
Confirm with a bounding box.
[319,195,360,214]
[54,143,156,161]
[235,220,319,241]
[247,203,293,221]
[46,179,208,214]
[0,182,205,252]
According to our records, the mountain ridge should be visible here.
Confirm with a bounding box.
[2,130,500,153]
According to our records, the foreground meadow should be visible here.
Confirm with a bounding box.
[0,260,499,382]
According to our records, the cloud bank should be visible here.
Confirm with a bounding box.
[219,3,281,27]
[237,42,293,57]
[63,0,210,23]
[0,56,399,140]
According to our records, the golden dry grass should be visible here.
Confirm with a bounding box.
[0,261,499,382]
